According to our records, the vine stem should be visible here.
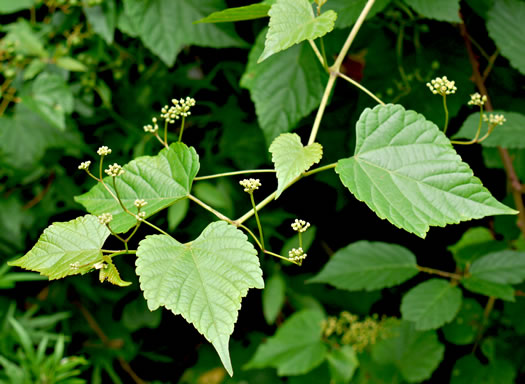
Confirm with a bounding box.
[249,192,265,249]
[307,73,337,145]
[194,169,275,181]
[417,266,462,280]
[450,105,484,145]
[442,94,450,134]
[104,250,137,258]
[264,249,299,265]
[308,40,325,67]
[178,116,186,143]
[238,224,263,251]
[188,194,234,224]
[302,162,337,177]
[336,72,385,105]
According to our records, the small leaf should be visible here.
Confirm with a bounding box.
[442,298,483,345]
[245,309,327,376]
[75,143,199,234]
[196,4,270,23]
[336,104,517,238]
[262,271,286,324]
[270,133,323,198]
[55,57,88,72]
[136,221,264,376]
[83,0,117,44]
[447,226,505,267]
[487,0,525,76]
[8,215,110,279]
[258,0,337,62]
[372,321,444,383]
[99,259,131,287]
[401,279,462,330]
[309,241,419,291]
[461,276,515,302]
[325,0,391,29]
[451,355,517,384]
[453,111,525,148]
[0,0,35,13]
[326,345,359,383]
[469,250,525,284]
[403,0,460,22]
[167,199,189,232]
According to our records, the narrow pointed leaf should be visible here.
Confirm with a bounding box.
[309,241,419,291]
[270,133,323,198]
[75,143,199,234]
[8,215,110,279]
[336,104,517,238]
[401,279,462,330]
[245,309,327,376]
[99,259,131,287]
[136,221,264,376]
[258,0,337,62]
[469,250,525,284]
[196,4,270,23]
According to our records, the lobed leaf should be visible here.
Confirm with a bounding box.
[196,4,270,23]
[401,279,462,330]
[75,143,199,234]
[258,0,337,62]
[135,221,264,376]
[8,215,110,279]
[269,133,323,198]
[309,241,419,291]
[469,250,525,284]
[336,104,517,238]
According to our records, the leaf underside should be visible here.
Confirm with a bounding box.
[336,104,517,238]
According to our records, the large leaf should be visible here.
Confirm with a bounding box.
[269,133,323,198]
[309,241,419,291]
[403,0,461,22]
[0,0,35,13]
[196,3,270,23]
[336,104,517,238]
[83,0,117,44]
[245,309,327,376]
[469,250,525,284]
[401,279,462,330]
[372,321,444,383]
[262,271,286,325]
[326,0,391,29]
[135,221,264,376]
[258,0,337,62]
[75,143,199,234]
[122,0,244,66]
[326,345,359,383]
[451,355,517,384]
[453,111,525,148]
[487,0,525,76]
[241,30,326,143]
[8,215,110,279]
[461,276,515,302]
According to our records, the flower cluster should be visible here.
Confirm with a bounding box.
[105,163,125,177]
[239,178,261,193]
[143,117,159,133]
[426,76,457,96]
[97,146,112,156]
[136,211,146,221]
[468,92,487,107]
[288,247,307,262]
[93,261,107,270]
[483,113,506,126]
[78,161,91,170]
[160,97,196,123]
[98,213,113,225]
[134,199,148,209]
[291,219,310,233]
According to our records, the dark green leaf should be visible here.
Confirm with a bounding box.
[442,298,483,345]
[403,0,461,22]
[84,0,117,44]
[196,4,270,23]
[450,355,516,384]
[262,271,286,324]
[326,0,391,29]
[326,345,358,383]
[461,276,515,302]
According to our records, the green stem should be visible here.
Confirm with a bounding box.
[308,73,337,145]
[442,94,450,134]
[302,162,337,177]
[105,250,137,258]
[319,37,329,70]
[188,194,234,224]
[238,224,263,251]
[194,169,276,181]
[264,249,299,265]
[450,105,484,145]
[125,222,141,242]
[99,155,105,180]
[336,72,385,105]
[417,265,462,280]
[298,232,303,249]
[154,131,168,148]
[308,40,326,68]
[164,119,169,145]
[178,116,186,143]
[236,191,276,225]
[250,192,265,249]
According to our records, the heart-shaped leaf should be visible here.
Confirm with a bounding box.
[75,143,199,234]
[336,104,517,238]
[136,221,264,376]
[270,133,323,198]
[9,215,110,279]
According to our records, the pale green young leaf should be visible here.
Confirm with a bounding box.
[99,259,131,287]
[241,30,326,143]
[461,276,515,302]
[309,241,419,291]
[469,250,525,284]
[245,309,327,376]
[258,0,337,62]
[0,0,35,13]
[75,143,199,234]
[270,133,323,198]
[487,0,525,76]
[401,279,462,330]
[453,111,525,148]
[326,345,359,383]
[122,0,244,66]
[195,4,270,23]
[136,221,264,376]
[442,298,483,345]
[55,57,88,72]
[8,215,110,279]
[372,321,444,383]
[262,271,286,324]
[336,104,517,238]
[403,0,461,22]
[83,0,117,44]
